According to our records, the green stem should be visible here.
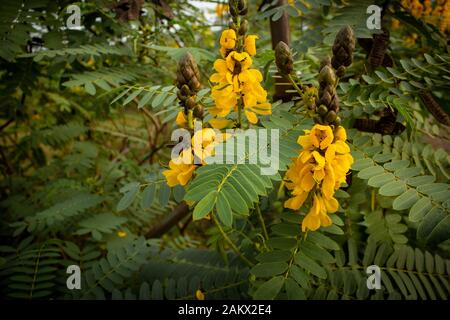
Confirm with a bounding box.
[287,74,303,96]
[213,216,254,267]
[255,206,269,241]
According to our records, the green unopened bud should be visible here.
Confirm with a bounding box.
[334,116,341,126]
[185,96,196,110]
[181,84,190,96]
[238,19,248,35]
[275,41,293,75]
[318,105,328,116]
[336,65,346,78]
[193,105,204,118]
[325,110,337,123]
[313,115,324,124]
[319,65,336,85]
[229,22,237,30]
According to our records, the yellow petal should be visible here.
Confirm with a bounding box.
[245,110,258,124]
[209,118,232,129]
[334,140,350,154]
[244,35,258,56]
[284,191,308,210]
[321,164,336,199]
[175,111,187,127]
[335,126,347,141]
[323,196,339,213]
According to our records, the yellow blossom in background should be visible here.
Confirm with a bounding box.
[117,231,127,238]
[163,149,196,187]
[401,0,450,32]
[196,289,205,300]
[215,3,229,18]
[284,125,353,232]
[220,29,237,50]
[244,35,258,56]
[392,18,401,29]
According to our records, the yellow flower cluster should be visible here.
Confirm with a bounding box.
[401,0,450,32]
[284,125,353,232]
[209,29,271,125]
[163,128,223,187]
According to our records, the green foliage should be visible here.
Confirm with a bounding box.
[1,0,449,302]
[349,130,450,245]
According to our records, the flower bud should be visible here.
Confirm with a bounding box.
[325,110,337,123]
[275,41,293,75]
[238,19,248,35]
[229,0,247,16]
[319,65,336,85]
[331,26,355,70]
[318,105,328,116]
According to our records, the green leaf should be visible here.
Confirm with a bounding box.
[368,173,395,187]
[158,183,171,207]
[216,193,233,227]
[141,185,156,209]
[379,181,407,197]
[117,182,140,211]
[393,189,420,211]
[306,232,340,251]
[285,278,306,300]
[251,262,288,277]
[384,160,410,171]
[253,276,285,300]
[358,166,385,179]
[294,252,327,279]
[409,197,432,222]
[192,191,216,220]
[352,158,374,171]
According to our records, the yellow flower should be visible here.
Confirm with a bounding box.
[176,111,187,127]
[196,289,205,300]
[392,18,400,29]
[310,124,334,150]
[192,128,223,161]
[244,35,258,56]
[220,29,237,50]
[284,189,308,210]
[210,52,253,93]
[284,125,352,232]
[210,84,237,117]
[163,149,196,187]
[301,194,335,232]
[117,231,127,238]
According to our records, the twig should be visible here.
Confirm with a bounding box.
[255,206,269,241]
[213,216,254,267]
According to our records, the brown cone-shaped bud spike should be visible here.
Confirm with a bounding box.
[369,28,390,69]
[331,26,355,70]
[275,41,293,75]
[229,0,247,16]
[419,90,450,126]
[177,53,201,92]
